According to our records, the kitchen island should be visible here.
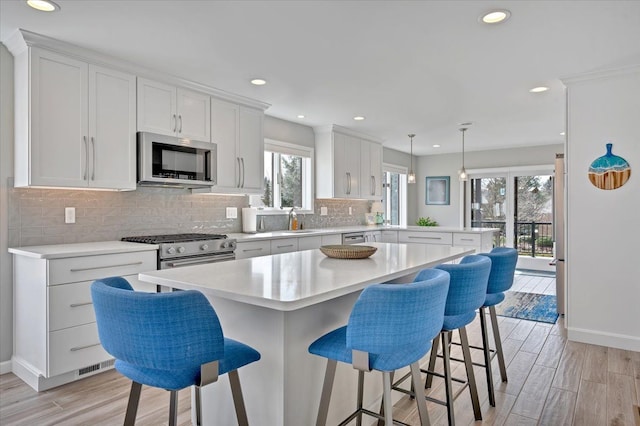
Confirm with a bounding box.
[138,242,474,425]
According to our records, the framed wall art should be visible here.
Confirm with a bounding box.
[425,176,450,205]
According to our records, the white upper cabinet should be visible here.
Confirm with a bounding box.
[360,139,383,199]
[137,78,211,142]
[210,98,264,194]
[13,47,136,190]
[315,125,382,199]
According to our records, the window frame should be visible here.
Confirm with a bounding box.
[260,139,314,215]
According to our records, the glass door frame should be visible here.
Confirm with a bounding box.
[382,163,408,227]
[465,164,554,249]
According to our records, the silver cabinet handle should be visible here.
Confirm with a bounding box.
[236,157,242,187]
[460,238,474,241]
[178,115,183,133]
[70,302,93,308]
[83,136,88,180]
[242,248,264,252]
[69,261,143,272]
[91,136,96,180]
[371,176,375,196]
[240,157,245,188]
[408,236,442,240]
[277,244,294,248]
[70,343,101,352]
[173,114,177,132]
[346,172,351,195]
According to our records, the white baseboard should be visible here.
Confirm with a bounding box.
[0,359,12,375]
[568,327,640,352]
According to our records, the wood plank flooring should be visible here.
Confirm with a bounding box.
[1,275,638,425]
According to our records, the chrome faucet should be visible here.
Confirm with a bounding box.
[288,207,298,230]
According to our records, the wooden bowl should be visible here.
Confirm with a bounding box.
[319,245,377,259]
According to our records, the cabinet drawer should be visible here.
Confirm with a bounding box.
[235,240,271,259]
[49,274,140,331]
[49,251,157,285]
[271,238,299,254]
[298,236,322,251]
[321,234,342,246]
[380,230,398,243]
[453,233,481,247]
[49,322,111,377]
[398,231,452,245]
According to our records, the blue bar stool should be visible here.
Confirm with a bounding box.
[91,277,261,426]
[477,247,518,406]
[417,255,492,426]
[309,269,450,426]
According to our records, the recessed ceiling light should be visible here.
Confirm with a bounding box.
[26,0,60,12]
[353,116,366,121]
[250,79,266,86]
[433,144,441,148]
[560,132,566,136]
[297,115,305,119]
[530,86,549,93]
[480,10,510,24]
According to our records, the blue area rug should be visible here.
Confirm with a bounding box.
[494,291,559,324]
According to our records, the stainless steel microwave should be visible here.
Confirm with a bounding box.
[137,132,216,188]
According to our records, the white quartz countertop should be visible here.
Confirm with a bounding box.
[229,225,498,241]
[8,241,159,259]
[139,242,474,311]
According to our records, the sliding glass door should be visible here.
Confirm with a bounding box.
[382,165,407,226]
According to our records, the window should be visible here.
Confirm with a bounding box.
[260,139,314,212]
[382,163,408,226]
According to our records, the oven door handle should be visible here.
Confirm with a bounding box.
[164,254,235,268]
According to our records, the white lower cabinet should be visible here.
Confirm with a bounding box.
[321,234,343,246]
[270,238,299,254]
[398,230,494,253]
[398,230,453,245]
[235,240,271,259]
[298,236,322,251]
[381,230,398,243]
[12,248,157,391]
[364,231,382,243]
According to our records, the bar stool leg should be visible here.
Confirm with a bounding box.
[316,359,337,426]
[124,381,142,426]
[168,390,178,426]
[424,336,440,389]
[490,306,508,382]
[410,362,431,426]
[356,370,364,426]
[479,307,496,407]
[459,327,482,420]
[441,331,455,426]
[382,372,394,426]
[229,370,249,426]
[195,386,203,426]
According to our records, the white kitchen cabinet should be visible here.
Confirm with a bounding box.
[11,246,157,391]
[398,230,453,245]
[360,140,383,199]
[235,240,271,259]
[298,236,322,251]
[381,230,398,243]
[321,234,343,246]
[13,48,136,190]
[210,98,264,193]
[270,238,299,254]
[137,78,211,142]
[364,230,382,243]
[397,229,495,253]
[315,125,383,199]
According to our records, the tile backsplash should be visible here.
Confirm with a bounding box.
[8,185,371,247]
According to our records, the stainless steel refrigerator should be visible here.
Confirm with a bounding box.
[553,153,565,315]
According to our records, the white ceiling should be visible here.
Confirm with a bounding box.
[2,1,640,155]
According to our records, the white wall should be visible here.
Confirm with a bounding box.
[413,144,563,227]
[0,44,14,370]
[264,115,315,148]
[563,66,640,351]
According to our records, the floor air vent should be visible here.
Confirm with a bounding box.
[77,359,115,377]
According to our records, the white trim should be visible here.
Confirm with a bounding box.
[264,138,313,158]
[568,327,640,352]
[0,359,12,375]
[561,64,640,85]
[312,124,384,143]
[382,162,407,174]
[467,164,554,176]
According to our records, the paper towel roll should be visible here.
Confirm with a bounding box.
[242,207,258,233]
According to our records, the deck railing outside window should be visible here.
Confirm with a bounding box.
[471,221,553,257]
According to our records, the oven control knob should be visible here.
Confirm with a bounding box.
[167,246,176,255]
[200,244,209,251]
[221,242,229,249]
[177,246,186,254]
[229,241,236,249]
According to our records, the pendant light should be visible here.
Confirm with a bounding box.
[458,127,468,181]
[407,134,416,184]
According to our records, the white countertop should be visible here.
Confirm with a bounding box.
[139,242,474,311]
[229,225,498,241]
[8,241,159,259]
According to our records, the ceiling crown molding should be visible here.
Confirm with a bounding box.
[313,124,384,143]
[561,63,640,85]
[4,28,271,111]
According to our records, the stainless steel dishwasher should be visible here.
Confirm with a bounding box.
[342,232,366,244]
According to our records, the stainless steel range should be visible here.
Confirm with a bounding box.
[122,233,236,269]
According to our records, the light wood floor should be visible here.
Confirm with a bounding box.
[1,276,638,425]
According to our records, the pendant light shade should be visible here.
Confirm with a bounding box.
[407,134,416,184]
[458,127,468,182]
